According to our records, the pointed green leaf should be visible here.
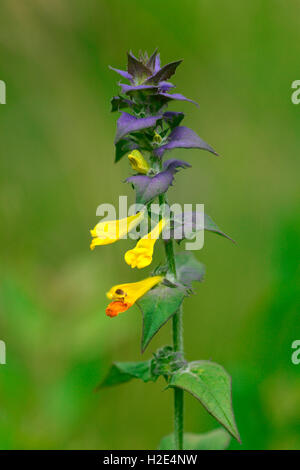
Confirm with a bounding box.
[158,428,231,450]
[127,52,152,82]
[172,212,235,243]
[168,360,240,442]
[137,284,186,353]
[175,252,205,287]
[203,214,235,243]
[98,360,154,388]
[145,60,182,85]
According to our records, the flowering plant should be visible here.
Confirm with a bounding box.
[91,50,240,450]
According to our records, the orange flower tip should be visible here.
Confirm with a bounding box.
[105,301,131,317]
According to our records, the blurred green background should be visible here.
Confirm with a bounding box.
[0,0,299,450]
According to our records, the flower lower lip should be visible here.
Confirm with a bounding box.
[105,301,131,317]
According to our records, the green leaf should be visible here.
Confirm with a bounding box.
[111,96,132,112]
[127,52,152,81]
[172,212,235,244]
[115,138,138,163]
[154,252,205,289]
[168,360,241,442]
[137,284,186,353]
[158,428,231,450]
[98,360,154,388]
[175,252,205,287]
[204,214,235,243]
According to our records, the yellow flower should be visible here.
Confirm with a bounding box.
[105,275,163,317]
[124,218,166,269]
[90,211,144,250]
[128,150,150,174]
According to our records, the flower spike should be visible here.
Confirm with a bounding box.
[93,50,240,449]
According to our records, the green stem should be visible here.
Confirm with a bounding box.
[159,194,184,451]
[172,306,184,450]
[164,239,177,277]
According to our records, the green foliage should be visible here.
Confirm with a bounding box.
[158,428,231,450]
[98,346,240,445]
[172,212,235,244]
[98,345,188,390]
[134,252,205,352]
[151,346,187,379]
[115,138,137,163]
[137,283,187,352]
[175,252,206,287]
[98,360,155,388]
[168,361,240,442]
[111,96,132,113]
[154,252,205,287]
[203,214,235,243]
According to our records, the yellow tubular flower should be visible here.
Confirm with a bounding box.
[105,275,163,317]
[90,211,144,250]
[124,218,166,269]
[128,150,150,174]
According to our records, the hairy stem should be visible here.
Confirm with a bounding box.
[172,306,184,450]
[164,239,177,277]
[159,194,184,450]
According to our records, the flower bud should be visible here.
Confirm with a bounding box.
[153,132,162,144]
